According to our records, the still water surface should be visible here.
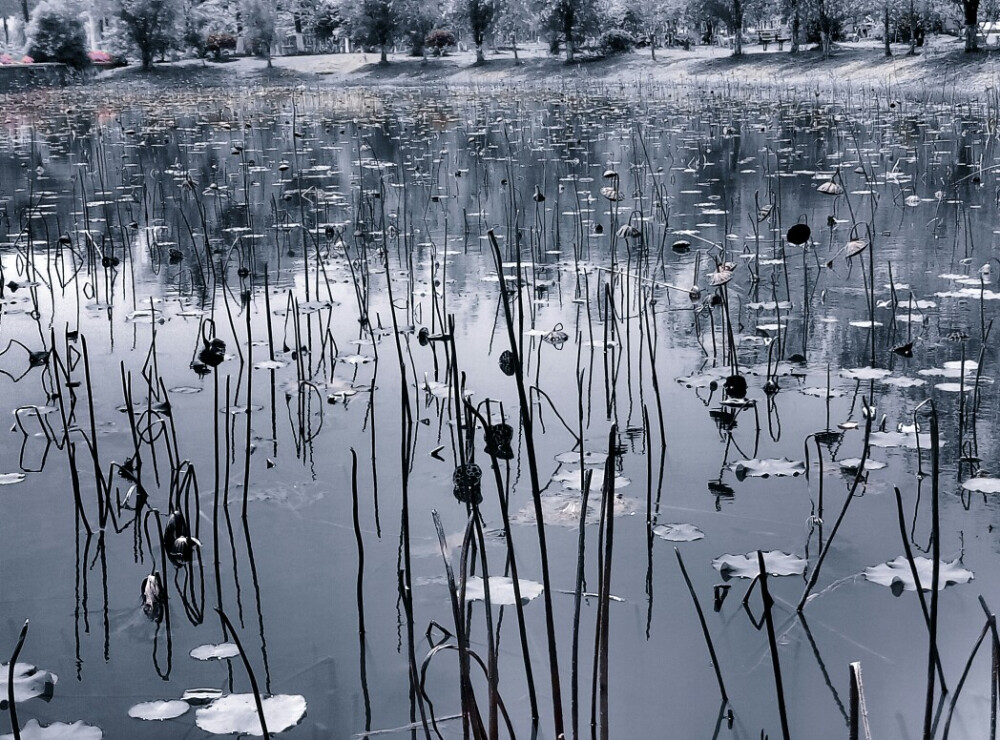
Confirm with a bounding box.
[1,83,999,739]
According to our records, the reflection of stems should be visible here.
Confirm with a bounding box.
[924,400,941,740]
[6,620,28,740]
[598,426,616,740]
[675,550,728,705]
[798,611,846,722]
[941,611,993,739]
[848,662,871,740]
[893,486,946,689]
[757,551,791,740]
[350,449,371,730]
[216,608,269,740]
[797,400,873,611]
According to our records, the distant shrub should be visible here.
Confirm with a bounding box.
[425,28,456,55]
[24,0,91,70]
[599,29,635,56]
[206,32,237,60]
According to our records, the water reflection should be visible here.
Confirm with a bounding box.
[0,83,999,738]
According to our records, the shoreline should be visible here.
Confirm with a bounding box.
[8,34,1000,103]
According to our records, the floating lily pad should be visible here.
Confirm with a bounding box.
[934,383,974,393]
[731,458,805,479]
[0,473,26,485]
[713,551,806,580]
[168,386,203,394]
[182,688,223,705]
[0,663,58,708]
[882,377,926,388]
[800,387,845,398]
[552,468,629,492]
[252,360,286,371]
[464,576,544,605]
[128,700,190,721]
[840,367,892,381]
[868,430,937,449]
[190,643,240,661]
[0,720,101,740]
[962,478,1000,494]
[195,694,306,736]
[515,492,639,527]
[838,458,887,472]
[652,523,704,542]
[553,450,607,466]
[863,556,973,592]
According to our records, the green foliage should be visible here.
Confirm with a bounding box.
[312,2,343,42]
[242,0,276,60]
[467,0,496,49]
[599,27,636,53]
[118,0,178,69]
[543,0,599,59]
[398,0,435,55]
[24,0,90,70]
[205,32,236,58]
[424,27,456,53]
[345,0,397,60]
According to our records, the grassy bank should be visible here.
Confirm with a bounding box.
[89,34,1000,100]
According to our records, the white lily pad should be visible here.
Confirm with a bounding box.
[190,643,240,661]
[934,383,974,393]
[840,367,892,381]
[863,556,973,592]
[182,688,224,705]
[962,478,1000,494]
[652,523,704,542]
[128,700,190,720]
[883,377,926,388]
[800,387,846,398]
[553,450,607,466]
[464,576,544,605]
[731,458,805,479]
[713,551,807,580]
[551,468,629,492]
[0,719,102,740]
[195,694,306,736]
[514,492,639,527]
[838,458,887,472]
[0,473,26,485]
[0,663,57,708]
[868,430,937,449]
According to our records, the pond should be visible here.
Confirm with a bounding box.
[1,81,999,740]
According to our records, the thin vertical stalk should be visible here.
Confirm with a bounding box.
[215,608,269,739]
[488,228,564,737]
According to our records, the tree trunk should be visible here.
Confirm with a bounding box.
[732,0,743,56]
[380,44,387,63]
[564,11,575,62]
[790,6,800,53]
[816,0,830,57]
[512,33,520,63]
[20,0,28,23]
[908,0,917,54]
[884,5,891,56]
[475,42,485,63]
[965,0,980,51]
